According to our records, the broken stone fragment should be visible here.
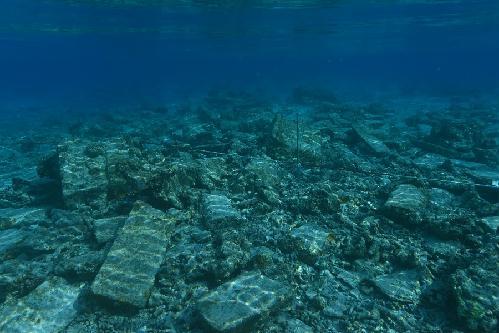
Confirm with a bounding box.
[352,125,391,155]
[197,273,289,332]
[91,202,174,308]
[58,140,108,211]
[0,276,83,333]
[202,194,242,228]
[372,270,422,303]
[384,184,426,225]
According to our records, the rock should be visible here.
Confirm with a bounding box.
[245,157,283,189]
[372,270,422,303]
[105,141,159,200]
[0,276,82,333]
[324,143,374,172]
[54,248,106,281]
[197,273,289,332]
[428,188,455,209]
[291,225,331,263]
[450,159,499,184]
[240,156,285,205]
[0,229,28,259]
[271,114,326,163]
[198,157,229,190]
[481,216,499,232]
[92,216,127,244]
[0,208,46,230]
[59,140,108,211]
[91,202,174,308]
[202,194,242,228]
[352,124,391,155]
[384,184,426,225]
[318,269,361,319]
[452,259,499,333]
[413,153,446,170]
[286,319,313,333]
[150,159,199,209]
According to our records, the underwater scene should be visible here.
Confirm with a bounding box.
[1,0,499,332]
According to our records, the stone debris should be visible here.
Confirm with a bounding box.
[0,92,497,332]
[413,153,446,170]
[0,277,82,333]
[59,140,108,211]
[384,184,426,224]
[291,224,330,263]
[0,229,28,259]
[372,270,422,303]
[202,193,242,227]
[352,125,391,155]
[452,258,499,333]
[0,208,46,229]
[197,273,289,332]
[481,216,499,232]
[91,202,173,307]
[92,216,127,244]
[271,114,326,163]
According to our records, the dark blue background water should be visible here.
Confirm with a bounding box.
[1,0,499,110]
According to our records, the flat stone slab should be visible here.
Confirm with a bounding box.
[0,277,82,333]
[198,273,289,332]
[352,125,391,155]
[0,208,46,230]
[373,270,421,303]
[91,202,173,308]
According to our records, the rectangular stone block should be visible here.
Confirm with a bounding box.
[91,202,173,308]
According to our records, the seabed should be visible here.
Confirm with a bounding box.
[0,89,498,332]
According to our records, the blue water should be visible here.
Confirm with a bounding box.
[1,0,499,110]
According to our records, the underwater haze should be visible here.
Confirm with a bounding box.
[0,1,499,333]
[1,0,499,109]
